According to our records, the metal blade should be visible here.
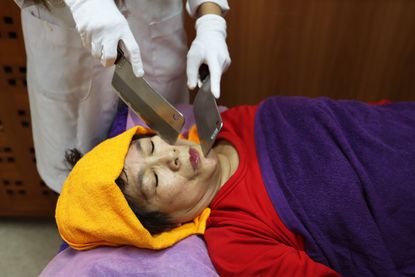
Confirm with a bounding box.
[193,75,223,156]
[112,56,185,144]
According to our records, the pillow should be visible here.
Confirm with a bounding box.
[40,236,218,277]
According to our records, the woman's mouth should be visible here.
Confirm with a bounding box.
[189,147,200,170]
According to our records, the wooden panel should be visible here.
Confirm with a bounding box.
[0,1,57,217]
[186,0,415,106]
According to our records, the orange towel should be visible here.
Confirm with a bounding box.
[56,126,210,250]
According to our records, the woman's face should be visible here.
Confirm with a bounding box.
[122,135,221,223]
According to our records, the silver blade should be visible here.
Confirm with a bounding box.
[112,56,185,144]
[193,75,223,156]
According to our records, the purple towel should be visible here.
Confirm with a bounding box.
[108,103,129,138]
[255,96,415,276]
[41,236,218,277]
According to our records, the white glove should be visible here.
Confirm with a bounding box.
[64,0,144,77]
[187,14,231,98]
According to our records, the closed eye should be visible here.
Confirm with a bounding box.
[150,140,155,154]
[153,171,158,187]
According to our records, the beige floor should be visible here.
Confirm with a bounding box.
[0,218,62,277]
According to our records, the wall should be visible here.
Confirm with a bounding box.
[0,1,57,217]
[185,0,415,107]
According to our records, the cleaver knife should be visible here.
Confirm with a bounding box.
[193,64,223,156]
[112,48,185,144]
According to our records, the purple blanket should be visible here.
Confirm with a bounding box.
[255,97,415,276]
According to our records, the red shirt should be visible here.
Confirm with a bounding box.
[204,105,339,277]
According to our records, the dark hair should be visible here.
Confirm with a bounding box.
[113,175,177,235]
[64,146,176,235]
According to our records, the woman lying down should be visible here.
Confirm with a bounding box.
[58,96,415,277]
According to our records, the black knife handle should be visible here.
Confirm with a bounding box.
[199,64,210,82]
[115,46,124,65]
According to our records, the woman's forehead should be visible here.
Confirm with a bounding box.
[126,140,144,164]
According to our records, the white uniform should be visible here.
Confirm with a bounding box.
[17,0,229,192]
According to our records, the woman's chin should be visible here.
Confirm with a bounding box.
[203,150,219,167]
[193,145,220,179]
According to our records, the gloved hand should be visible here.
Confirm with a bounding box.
[187,14,231,98]
[64,0,144,77]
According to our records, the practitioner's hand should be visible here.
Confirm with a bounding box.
[187,14,231,98]
[64,0,144,77]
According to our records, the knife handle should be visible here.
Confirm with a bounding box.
[199,64,210,82]
[115,46,124,65]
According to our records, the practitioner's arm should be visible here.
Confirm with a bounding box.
[185,0,231,98]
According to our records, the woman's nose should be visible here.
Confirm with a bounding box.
[169,156,180,171]
[161,148,180,171]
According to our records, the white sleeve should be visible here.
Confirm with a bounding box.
[13,0,37,9]
[186,0,230,18]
